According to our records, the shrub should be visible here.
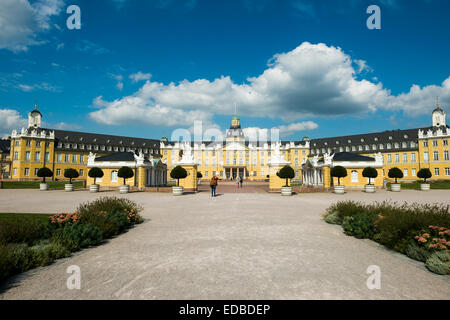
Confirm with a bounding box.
[118,166,134,185]
[64,168,79,184]
[417,168,432,183]
[324,211,341,225]
[362,167,378,185]
[0,243,34,280]
[405,242,432,262]
[374,203,450,253]
[170,166,188,186]
[325,201,369,224]
[425,251,450,275]
[37,167,53,183]
[276,165,295,187]
[330,166,347,186]
[0,216,47,246]
[88,167,104,184]
[197,172,203,179]
[388,167,403,184]
[77,196,143,218]
[342,213,377,239]
[51,223,103,251]
[412,225,450,251]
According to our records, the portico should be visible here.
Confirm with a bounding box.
[224,166,248,179]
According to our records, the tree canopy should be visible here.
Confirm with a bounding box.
[330,166,347,186]
[118,166,134,185]
[388,167,403,184]
[362,167,378,185]
[37,167,53,183]
[64,168,79,184]
[417,168,432,183]
[277,165,295,187]
[170,166,188,187]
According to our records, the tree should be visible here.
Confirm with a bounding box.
[118,166,134,185]
[388,167,403,184]
[170,166,187,187]
[362,167,378,185]
[330,166,347,186]
[417,168,432,183]
[37,167,53,183]
[276,165,295,187]
[88,167,104,185]
[197,172,203,179]
[64,168,79,184]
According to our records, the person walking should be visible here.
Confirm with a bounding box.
[236,176,240,189]
[210,175,219,197]
[239,176,243,188]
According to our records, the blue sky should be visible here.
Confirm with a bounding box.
[0,0,449,141]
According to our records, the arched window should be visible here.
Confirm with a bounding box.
[351,170,358,183]
[111,170,118,183]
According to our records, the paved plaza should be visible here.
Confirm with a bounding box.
[0,187,449,299]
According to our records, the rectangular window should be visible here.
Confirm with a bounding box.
[24,168,29,176]
[205,171,208,177]
[57,153,62,162]
[25,151,30,161]
[403,153,408,163]
[395,154,400,163]
[80,169,84,176]
[433,151,439,161]
[45,152,49,161]
[26,140,31,147]
[434,168,439,176]
[45,142,50,148]
[387,154,392,163]
[412,168,417,177]
[35,151,40,161]
[423,141,428,148]
[443,140,448,146]
[14,151,18,160]
[34,168,39,176]
[445,168,450,176]
[36,141,41,148]
[15,140,19,147]
[444,150,449,161]
[65,154,70,163]
[72,154,77,163]
[403,169,408,177]
[13,168,17,176]
[432,140,438,147]
[411,153,416,162]
[56,169,61,176]
[424,152,429,162]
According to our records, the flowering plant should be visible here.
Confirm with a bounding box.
[414,225,450,251]
[123,208,143,224]
[49,213,80,227]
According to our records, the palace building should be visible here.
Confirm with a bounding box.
[161,103,449,185]
[5,102,450,188]
[9,106,161,184]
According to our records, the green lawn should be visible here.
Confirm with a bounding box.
[0,213,52,223]
[387,180,450,190]
[2,181,83,190]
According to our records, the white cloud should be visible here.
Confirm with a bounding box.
[0,109,27,137]
[76,40,109,55]
[275,121,319,137]
[18,82,59,92]
[89,42,450,129]
[0,0,64,52]
[129,72,152,82]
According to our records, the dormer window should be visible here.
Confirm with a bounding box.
[106,139,110,143]
[65,136,69,140]
[348,140,351,143]
[374,137,378,141]
[404,134,408,139]
[361,138,364,142]
[389,136,392,140]
[79,137,83,141]
[93,138,97,142]
[336,141,339,145]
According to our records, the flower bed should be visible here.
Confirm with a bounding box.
[0,197,144,282]
[323,201,450,275]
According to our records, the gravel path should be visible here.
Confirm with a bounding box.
[0,188,449,299]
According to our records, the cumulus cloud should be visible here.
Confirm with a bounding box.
[0,0,64,52]
[89,42,449,131]
[0,109,27,137]
[129,72,152,82]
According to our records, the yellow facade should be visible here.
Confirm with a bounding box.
[331,168,383,188]
[178,164,198,192]
[86,167,137,187]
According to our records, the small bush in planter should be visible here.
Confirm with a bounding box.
[170,166,188,187]
[330,166,347,186]
[417,168,432,183]
[276,165,295,187]
[362,167,378,185]
[64,168,79,184]
[88,167,104,184]
[388,167,403,184]
[118,166,134,185]
[37,167,53,183]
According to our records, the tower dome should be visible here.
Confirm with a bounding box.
[28,105,42,128]
[432,100,446,127]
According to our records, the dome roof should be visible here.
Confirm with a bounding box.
[433,106,444,114]
[30,105,42,116]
